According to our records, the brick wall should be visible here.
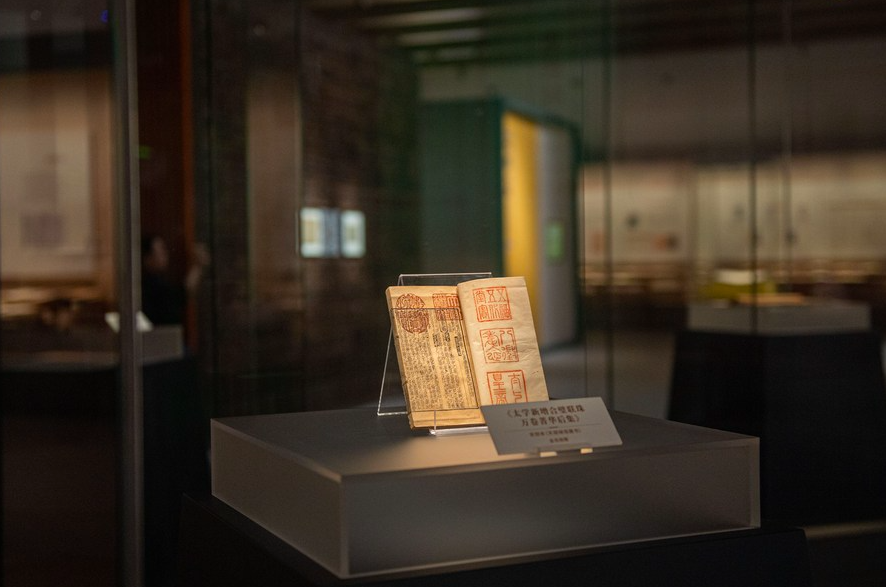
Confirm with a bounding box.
[299,9,420,409]
[194,1,418,415]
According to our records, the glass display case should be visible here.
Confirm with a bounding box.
[3,0,886,585]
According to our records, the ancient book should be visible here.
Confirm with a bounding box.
[385,276,549,429]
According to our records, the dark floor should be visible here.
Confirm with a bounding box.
[2,414,117,587]
[806,523,886,587]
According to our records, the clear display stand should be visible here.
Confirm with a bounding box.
[377,272,491,418]
[427,407,488,437]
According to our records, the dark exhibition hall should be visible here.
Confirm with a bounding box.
[2,1,886,586]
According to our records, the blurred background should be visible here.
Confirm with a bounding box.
[3,0,886,585]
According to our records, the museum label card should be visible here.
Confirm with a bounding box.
[481,397,622,455]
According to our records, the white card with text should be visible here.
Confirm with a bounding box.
[481,397,622,455]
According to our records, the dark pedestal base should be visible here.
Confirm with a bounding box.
[669,330,886,525]
[178,495,811,587]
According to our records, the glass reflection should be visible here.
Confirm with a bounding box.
[0,5,117,586]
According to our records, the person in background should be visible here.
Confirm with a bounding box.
[141,234,209,326]
[140,234,212,585]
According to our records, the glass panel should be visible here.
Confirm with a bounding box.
[601,1,760,417]
[195,0,592,417]
[197,0,309,416]
[134,2,211,584]
[398,2,592,404]
[787,12,886,330]
[192,0,886,498]
[1,4,118,586]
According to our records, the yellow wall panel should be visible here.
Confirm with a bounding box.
[503,112,541,333]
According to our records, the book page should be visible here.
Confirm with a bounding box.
[385,285,483,428]
[456,276,549,405]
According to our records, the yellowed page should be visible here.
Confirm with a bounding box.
[386,285,483,428]
[456,276,549,406]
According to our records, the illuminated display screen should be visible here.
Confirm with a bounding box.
[299,207,365,258]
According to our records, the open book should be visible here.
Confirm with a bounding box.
[385,276,549,429]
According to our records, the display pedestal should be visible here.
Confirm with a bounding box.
[211,408,760,578]
[178,494,811,587]
[669,329,886,524]
[687,301,870,334]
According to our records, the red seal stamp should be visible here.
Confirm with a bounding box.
[480,328,519,363]
[432,293,462,321]
[486,369,527,404]
[473,286,512,322]
[395,293,429,334]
